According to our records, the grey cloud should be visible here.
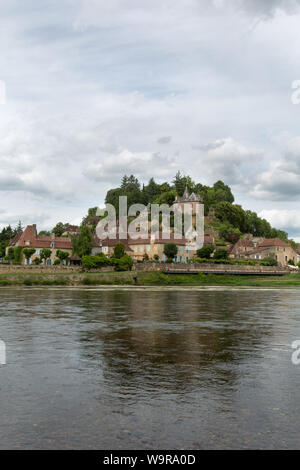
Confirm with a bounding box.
[84,149,179,185]
[157,136,172,145]
[252,137,300,200]
[235,0,300,17]
[1,0,300,236]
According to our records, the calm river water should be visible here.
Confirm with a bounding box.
[0,286,299,449]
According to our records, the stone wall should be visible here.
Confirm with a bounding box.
[0,261,290,274]
[133,262,289,273]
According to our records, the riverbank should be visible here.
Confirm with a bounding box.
[0,270,300,286]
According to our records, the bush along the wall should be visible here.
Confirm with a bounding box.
[13,246,23,264]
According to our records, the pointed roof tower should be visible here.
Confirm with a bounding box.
[182,186,189,200]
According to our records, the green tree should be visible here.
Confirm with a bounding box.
[196,245,214,259]
[6,247,15,263]
[263,256,277,266]
[113,242,125,259]
[15,220,24,233]
[71,226,93,258]
[52,222,66,237]
[172,171,195,196]
[56,250,70,264]
[23,248,36,264]
[214,202,246,231]
[143,177,160,204]
[38,230,51,236]
[163,242,178,260]
[115,254,133,271]
[213,248,228,260]
[40,248,52,265]
[213,180,234,204]
[218,223,241,243]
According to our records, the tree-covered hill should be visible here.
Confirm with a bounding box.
[103,172,293,245]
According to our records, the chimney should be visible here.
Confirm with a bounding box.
[32,224,37,236]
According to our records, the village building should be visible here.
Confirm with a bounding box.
[62,225,80,236]
[175,187,203,213]
[99,234,214,263]
[8,224,73,265]
[231,237,298,267]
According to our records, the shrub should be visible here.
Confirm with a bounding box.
[262,257,277,266]
[23,248,36,264]
[56,250,70,264]
[163,242,178,260]
[54,259,60,265]
[33,257,42,265]
[288,259,295,266]
[14,246,23,264]
[196,245,214,259]
[82,253,112,269]
[7,247,14,262]
[113,242,125,259]
[114,254,133,271]
[213,248,229,260]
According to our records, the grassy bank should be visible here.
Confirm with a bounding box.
[0,270,300,287]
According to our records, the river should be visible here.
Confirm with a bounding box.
[0,286,299,449]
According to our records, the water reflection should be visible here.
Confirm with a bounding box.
[0,287,299,449]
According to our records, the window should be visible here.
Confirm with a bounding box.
[51,242,55,248]
[134,247,137,253]
[140,247,143,253]
[147,246,151,252]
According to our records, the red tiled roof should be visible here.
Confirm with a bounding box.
[65,225,80,232]
[10,225,72,250]
[9,232,22,246]
[258,238,291,248]
[216,245,233,252]
[233,239,254,248]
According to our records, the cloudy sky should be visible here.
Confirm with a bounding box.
[1,0,300,237]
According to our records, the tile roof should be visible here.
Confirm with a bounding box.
[10,225,72,250]
[258,238,291,248]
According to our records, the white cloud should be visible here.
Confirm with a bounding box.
[258,209,300,239]
[252,137,300,200]
[192,138,261,185]
[85,149,179,184]
[0,1,300,236]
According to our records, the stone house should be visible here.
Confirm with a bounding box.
[99,234,214,263]
[231,237,298,266]
[7,224,73,265]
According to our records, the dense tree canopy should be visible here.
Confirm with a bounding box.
[71,226,93,258]
[102,173,292,244]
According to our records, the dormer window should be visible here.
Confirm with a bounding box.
[51,242,55,248]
